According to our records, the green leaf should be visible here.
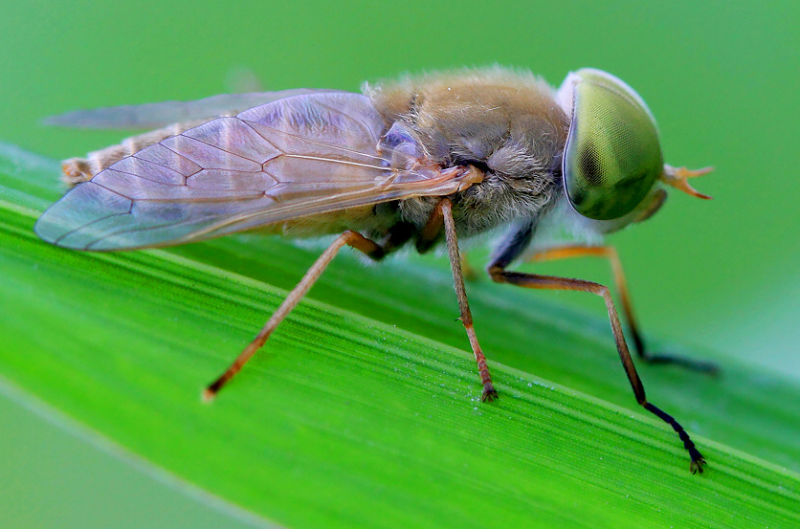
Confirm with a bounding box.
[1,142,798,529]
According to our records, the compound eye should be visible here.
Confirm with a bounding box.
[562,69,664,220]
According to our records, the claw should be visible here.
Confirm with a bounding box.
[481,382,499,402]
[662,165,713,200]
[690,456,707,475]
[689,445,707,474]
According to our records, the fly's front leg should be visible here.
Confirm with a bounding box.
[433,198,498,402]
[487,257,706,473]
[203,230,386,400]
[529,245,717,374]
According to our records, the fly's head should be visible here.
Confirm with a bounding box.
[557,68,712,228]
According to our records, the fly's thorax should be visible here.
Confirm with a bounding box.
[366,68,569,168]
[367,67,570,238]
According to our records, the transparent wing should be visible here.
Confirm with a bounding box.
[35,92,473,250]
[43,89,337,129]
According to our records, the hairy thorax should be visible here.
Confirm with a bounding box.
[365,67,570,238]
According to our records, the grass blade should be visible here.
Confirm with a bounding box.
[1,142,798,528]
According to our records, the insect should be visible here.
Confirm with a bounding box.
[36,67,714,473]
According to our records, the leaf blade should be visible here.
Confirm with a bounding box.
[1,144,799,528]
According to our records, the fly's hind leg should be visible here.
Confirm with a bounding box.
[203,230,386,400]
[529,245,717,374]
[488,257,706,473]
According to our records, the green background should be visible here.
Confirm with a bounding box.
[0,1,798,527]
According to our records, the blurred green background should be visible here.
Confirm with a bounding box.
[0,1,797,527]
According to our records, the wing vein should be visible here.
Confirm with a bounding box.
[242,119,386,164]
[55,212,133,248]
[314,100,374,141]
[159,144,203,177]
[178,126,261,164]
[282,154,387,171]
[102,166,186,187]
[236,118,285,154]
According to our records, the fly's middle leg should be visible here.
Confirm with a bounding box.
[528,244,717,374]
[487,260,706,473]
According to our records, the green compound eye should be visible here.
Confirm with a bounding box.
[561,69,664,220]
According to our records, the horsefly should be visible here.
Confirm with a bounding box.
[36,67,715,473]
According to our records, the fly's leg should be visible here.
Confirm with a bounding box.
[488,261,706,473]
[415,199,445,254]
[529,245,717,374]
[203,230,386,400]
[429,198,497,402]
